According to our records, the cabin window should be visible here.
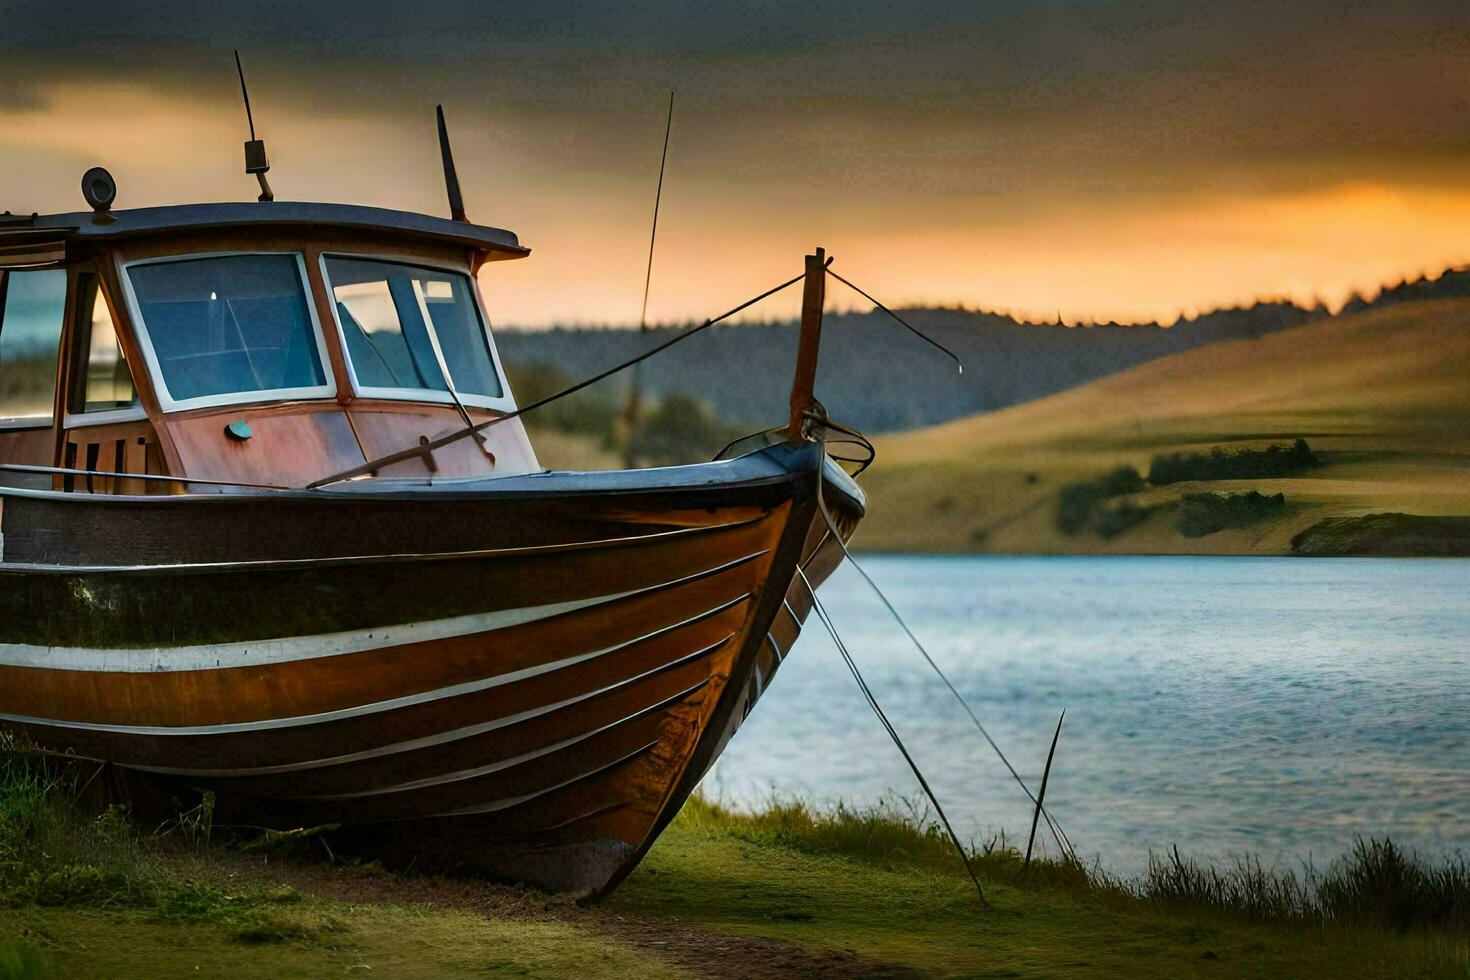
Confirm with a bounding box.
[74,275,139,413]
[0,268,66,424]
[124,254,331,409]
[323,256,505,404]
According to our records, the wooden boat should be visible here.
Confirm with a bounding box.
[0,155,864,896]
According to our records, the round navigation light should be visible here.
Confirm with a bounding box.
[81,167,117,214]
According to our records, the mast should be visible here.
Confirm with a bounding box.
[436,105,469,223]
[787,247,827,439]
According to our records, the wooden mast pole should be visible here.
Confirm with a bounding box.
[788,247,827,439]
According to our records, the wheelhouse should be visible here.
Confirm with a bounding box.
[0,203,537,492]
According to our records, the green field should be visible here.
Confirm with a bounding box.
[3,743,1466,979]
[857,299,1470,554]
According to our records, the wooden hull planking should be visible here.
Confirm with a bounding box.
[0,445,862,894]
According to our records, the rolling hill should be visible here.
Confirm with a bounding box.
[856,298,1470,554]
[496,301,1315,434]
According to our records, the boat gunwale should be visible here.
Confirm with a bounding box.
[0,446,863,515]
[0,508,774,576]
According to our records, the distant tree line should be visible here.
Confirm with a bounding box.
[1091,499,1158,539]
[1056,440,1316,537]
[1177,491,1286,538]
[1057,466,1146,535]
[495,300,1320,436]
[1339,266,1470,315]
[1148,439,1320,485]
[495,262,1470,439]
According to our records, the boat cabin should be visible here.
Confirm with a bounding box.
[0,201,539,492]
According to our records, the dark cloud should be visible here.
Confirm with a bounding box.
[5,1,1470,192]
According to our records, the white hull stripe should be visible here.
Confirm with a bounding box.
[423,739,662,821]
[0,549,767,674]
[108,637,730,777]
[0,594,747,737]
[286,680,708,801]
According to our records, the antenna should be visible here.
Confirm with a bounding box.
[639,91,675,333]
[436,105,468,222]
[621,90,675,468]
[233,49,274,202]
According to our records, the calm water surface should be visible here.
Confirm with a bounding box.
[706,556,1470,872]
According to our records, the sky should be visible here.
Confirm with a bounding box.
[4,0,1470,327]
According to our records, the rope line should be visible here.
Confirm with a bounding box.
[813,439,1077,863]
[306,269,807,488]
[825,268,965,374]
[0,462,290,492]
[796,565,988,904]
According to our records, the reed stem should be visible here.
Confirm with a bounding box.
[1025,709,1066,868]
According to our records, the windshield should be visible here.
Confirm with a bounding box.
[126,254,329,406]
[324,256,503,401]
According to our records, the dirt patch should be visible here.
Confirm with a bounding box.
[175,848,918,978]
[576,911,921,979]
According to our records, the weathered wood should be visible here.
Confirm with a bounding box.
[0,195,865,897]
[168,408,365,488]
[0,426,54,472]
[787,247,827,438]
[0,445,863,895]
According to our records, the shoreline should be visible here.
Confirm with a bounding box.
[3,744,1466,978]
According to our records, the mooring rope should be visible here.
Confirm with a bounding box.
[811,433,1078,863]
[824,268,965,374]
[306,269,808,488]
[796,564,988,904]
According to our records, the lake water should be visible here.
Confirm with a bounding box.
[706,556,1470,874]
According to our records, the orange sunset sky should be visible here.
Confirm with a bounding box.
[4,1,1470,327]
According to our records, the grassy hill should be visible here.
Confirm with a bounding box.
[857,298,1470,554]
[497,300,1315,435]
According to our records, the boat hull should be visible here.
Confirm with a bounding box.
[0,443,861,895]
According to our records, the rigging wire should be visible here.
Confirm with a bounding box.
[811,429,1077,862]
[796,564,988,905]
[825,267,965,374]
[623,91,676,467]
[640,92,675,332]
[0,462,289,492]
[306,269,808,488]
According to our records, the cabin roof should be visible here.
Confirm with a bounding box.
[3,202,528,260]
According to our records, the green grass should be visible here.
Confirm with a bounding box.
[1,906,674,980]
[612,795,1470,978]
[0,735,668,979]
[3,735,1467,977]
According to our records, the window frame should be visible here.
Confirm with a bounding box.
[116,250,337,413]
[319,252,517,414]
[0,266,68,430]
[65,270,146,427]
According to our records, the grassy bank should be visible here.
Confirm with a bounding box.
[621,797,1469,977]
[0,738,671,979]
[2,741,1466,977]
